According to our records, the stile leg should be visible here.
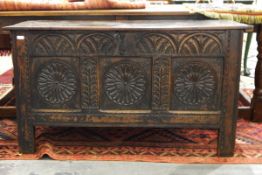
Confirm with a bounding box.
[217,126,236,157]
[18,118,35,154]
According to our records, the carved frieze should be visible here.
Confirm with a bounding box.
[31,34,75,56]
[136,33,176,55]
[178,33,222,56]
[77,33,117,55]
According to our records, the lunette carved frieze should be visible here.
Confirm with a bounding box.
[31,34,75,56]
[178,33,223,56]
[136,33,176,55]
[77,33,117,56]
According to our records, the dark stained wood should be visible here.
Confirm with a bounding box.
[8,20,249,156]
[238,106,252,120]
[251,24,262,122]
[12,31,35,153]
[218,30,243,156]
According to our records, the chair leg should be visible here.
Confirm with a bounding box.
[243,32,253,76]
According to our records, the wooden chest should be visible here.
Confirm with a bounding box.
[6,20,250,156]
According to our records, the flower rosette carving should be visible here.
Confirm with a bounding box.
[37,62,77,104]
[174,62,217,105]
[104,61,147,106]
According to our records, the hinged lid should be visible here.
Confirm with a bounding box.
[5,20,252,31]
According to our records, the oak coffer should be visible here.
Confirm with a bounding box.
[6,20,251,156]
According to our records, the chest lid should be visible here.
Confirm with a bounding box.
[5,20,252,31]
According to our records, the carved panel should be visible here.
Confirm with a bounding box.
[77,33,117,56]
[36,61,77,104]
[136,33,176,55]
[100,58,150,110]
[81,57,98,110]
[178,33,222,56]
[172,60,222,110]
[174,61,217,105]
[152,57,170,110]
[30,57,80,110]
[104,61,147,106]
[31,34,75,56]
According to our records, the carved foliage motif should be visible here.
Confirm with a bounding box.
[32,34,75,56]
[178,33,222,56]
[104,61,147,106]
[136,33,176,55]
[174,62,217,105]
[152,57,170,110]
[36,62,77,104]
[78,33,116,55]
[81,58,98,109]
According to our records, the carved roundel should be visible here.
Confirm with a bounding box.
[36,62,77,104]
[174,62,217,105]
[104,61,147,106]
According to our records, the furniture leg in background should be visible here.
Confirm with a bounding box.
[243,32,253,76]
[251,24,262,121]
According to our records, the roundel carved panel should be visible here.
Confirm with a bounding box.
[104,61,147,106]
[36,62,77,104]
[174,62,217,105]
